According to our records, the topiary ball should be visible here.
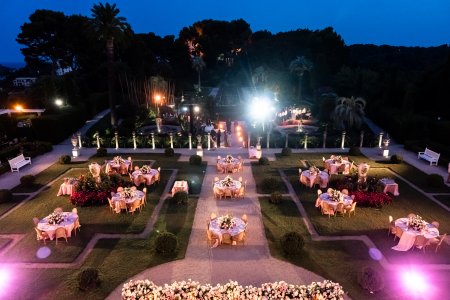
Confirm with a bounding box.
[390,154,403,164]
[189,155,202,165]
[262,177,280,193]
[357,266,385,294]
[77,267,101,291]
[172,191,188,205]
[59,155,71,164]
[96,147,107,157]
[281,147,292,156]
[281,231,305,255]
[164,148,175,157]
[426,173,444,188]
[269,191,282,204]
[154,232,178,255]
[20,174,35,187]
[259,157,269,165]
[0,189,13,203]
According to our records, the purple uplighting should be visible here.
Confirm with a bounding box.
[36,246,52,259]
[0,267,11,296]
[368,247,383,261]
[401,269,430,297]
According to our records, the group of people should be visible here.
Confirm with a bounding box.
[204,119,235,149]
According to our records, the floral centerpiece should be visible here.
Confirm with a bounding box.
[333,155,342,163]
[121,187,136,198]
[329,189,343,202]
[408,215,426,231]
[140,165,151,174]
[221,176,234,187]
[219,214,236,230]
[309,166,320,176]
[47,212,65,225]
[225,154,234,163]
[113,156,126,164]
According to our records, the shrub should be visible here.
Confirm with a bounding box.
[258,157,269,165]
[172,191,188,205]
[20,174,35,187]
[164,147,175,157]
[281,232,304,255]
[77,267,101,291]
[96,147,107,157]
[262,177,280,193]
[348,146,362,156]
[390,154,403,164]
[189,155,202,165]
[0,189,13,203]
[281,147,292,156]
[426,173,444,188]
[357,267,384,294]
[59,155,71,164]
[269,191,282,204]
[351,191,392,208]
[154,232,178,256]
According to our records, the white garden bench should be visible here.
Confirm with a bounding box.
[8,154,31,172]
[417,148,440,166]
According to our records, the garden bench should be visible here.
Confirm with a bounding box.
[417,147,440,166]
[8,154,31,172]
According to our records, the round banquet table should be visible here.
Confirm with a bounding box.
[106,160,131,174]
[392,217,439,251]
[37,212,78,240]
[209,217,246,242]
[217,158,241,173]
[300,170,329,188]
[111,190,145,213]
[324,159,351,175]
[213,179,242,194]
[318,192,353,209]
[132,169,159,186]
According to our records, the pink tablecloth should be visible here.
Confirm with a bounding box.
[132,169,159,186]
[57,180,77,196]
[111,190,145,213]
[106,160,131,174]
[171,181,189,197]
[300,170,329,188]
[392,218,439,251]
[379,178,399,196]
[37,212,77,240]
[324,159,351,175]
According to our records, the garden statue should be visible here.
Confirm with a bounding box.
[358,162,370,183]
[89,162,101,183]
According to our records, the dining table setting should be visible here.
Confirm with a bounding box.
[171,180,189,197]
[217,155,242,173]
[131,165,160,186]
[316,188,353,210]
[111,187,145,213]
[209,214,247,247]
[213,176,242,198]
[37,211,78,240]
[300,166,329,188]
[324,155,352,175]
[105,156,132,175]
[392,215,439,251]
[379,178,400,196]
[57,177,78,196]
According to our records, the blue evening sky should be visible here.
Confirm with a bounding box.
[0,0,449,64]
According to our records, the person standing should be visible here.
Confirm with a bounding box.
[216,129,221,148]
[224,130,229,147]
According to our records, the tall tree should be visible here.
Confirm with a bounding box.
[91,2,131,127]
[192,56,206,92]
[289,56,313,102]
[332,96,366,130]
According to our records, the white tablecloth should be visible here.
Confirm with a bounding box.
[392,217,439,251]
[106,160,131,174]
[57,181,77,196]
[324,159,351,175]
[248,147,261,159]
[37,212,78,240]
[379,178,400,196]
[132,169,159,186]
[217,158,241,173]
[214,179,241,192]
[209,217,246,242]
[111,190,145,213]
[171,181,189,197]
[318,193,353,210]
[300,170,329,188]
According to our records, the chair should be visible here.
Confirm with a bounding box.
[72,208,78,214]
[346,202,357,217]
[117,187,124,193]
[327,188,333,194]
[221,232,232,245]
[413,235,428,253]
[118,199,128,213]
[224,189,233,199]
[387,216,396,237]
[156,167,161,183]
[407,213,416,219]
[217,156,221,161]
[128,200,142,214]
[213,187,223,199]
[394,226,403,241]
[238,176,243,182]
[206,222,219,248]
[33,217,40,226]
[134,166,140,171]
[241,214,248,225]
[73,216,81,236]
[210,212,217,220]
[214,176,219,183]
[131,186,137,191]
[320,202,335,218]
[341,189,349,195]
[335,203,346,217]
[431,221,440,229]
[54,207,63,213]
[217,164,224,173]
[236,186,245,198]
[232,231,246,245]
[107,197,114,212]
[55,227,68,245]
[35,227,49,244]
[428,233,447,253]
[317,189,322,196]
[142,187,147,206]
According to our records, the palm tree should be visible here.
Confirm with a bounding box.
[91,2,130,128]
[192,56,206,92]
[332,96,366,130]
[289,56,313,102]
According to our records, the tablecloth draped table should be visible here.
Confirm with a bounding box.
[171,181,189,197]
[217,158,241,173]
[57,180,77,196]
[213,179,241,197]
[106,159,132,175]
[392,217,439,251]
[300,170,329,188]
[111,190,145,213]
[324,159,351,175]
[379,178,400,196]
[209,217,246,244]
[248,147,261,159]
[317,192,353,210]
[37,212,78,240]
[132,169,160,186]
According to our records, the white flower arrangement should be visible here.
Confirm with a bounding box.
[121,279,345,299]
[121,187,136,199]
[113,156,126,164]
[408,215,426,231]
[140,165,151,174]
[47,212,64,225]
[329,189,343,202]
[309,166,320,176]
[221,176,234,187]
[333,155,342,163]
[219,214,236,230]
[225,154,233,163]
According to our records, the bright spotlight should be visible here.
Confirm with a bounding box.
[193,106,200,113]
[14,105,23,111]
[55,99,63,107]
[0,267,11,294]
[182,107,188,112]
[401,270,428,295]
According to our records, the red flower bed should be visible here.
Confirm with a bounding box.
[349,191,392,208]
[70,190,110,206]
